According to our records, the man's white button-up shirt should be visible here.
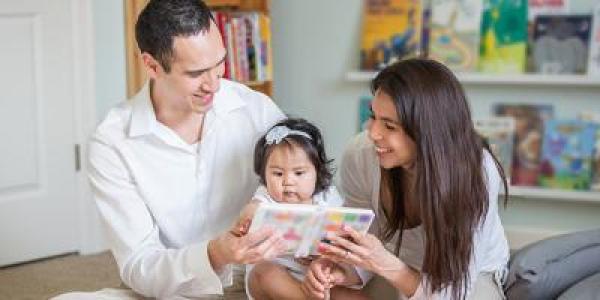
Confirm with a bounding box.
[88,79,284,298]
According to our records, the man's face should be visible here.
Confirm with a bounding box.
[153,21,227,114]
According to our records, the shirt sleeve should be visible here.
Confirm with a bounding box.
[405,151,507,300]
[338,132,377,211]
[337,132,379,286]
[88,136,230,298]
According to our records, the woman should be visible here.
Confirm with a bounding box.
[303,59,509,299]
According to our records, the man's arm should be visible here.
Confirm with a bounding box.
[88,137,227,297]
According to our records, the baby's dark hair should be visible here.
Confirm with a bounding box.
[254,118,334,195]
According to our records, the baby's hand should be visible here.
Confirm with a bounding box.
[294,255,319,266]
[230,201,260,237]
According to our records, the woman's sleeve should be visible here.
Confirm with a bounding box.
[338,132,377,210]
[337,132,379,287]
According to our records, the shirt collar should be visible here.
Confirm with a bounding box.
[128,81,156,137]
[128,79,247,138]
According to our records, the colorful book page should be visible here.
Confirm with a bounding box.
[249,203,375,257]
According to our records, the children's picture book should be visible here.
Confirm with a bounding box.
[588,4,600,76]
[474,117,516,184]
[479,0,528,73]
[579,112,600,191]
[532,15,593,74]
[360,0,425,70]
[430,0,483,72]
[494,104,554,186]
[539,120,597,190]
[358,96,373,132]
[528,0,569,20]
[526,0,569,72]
[249,203,375,257]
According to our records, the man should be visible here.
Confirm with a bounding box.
[55,0,285,298]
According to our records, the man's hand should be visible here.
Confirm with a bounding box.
[208,226,285,273]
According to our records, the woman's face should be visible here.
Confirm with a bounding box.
[367,90,417,170]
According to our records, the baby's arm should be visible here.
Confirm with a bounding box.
[231,199,261,237]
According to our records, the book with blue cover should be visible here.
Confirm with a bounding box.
[579,112,600,191]
[539,120,597,190]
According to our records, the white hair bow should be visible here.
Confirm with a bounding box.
[265,125,312,145]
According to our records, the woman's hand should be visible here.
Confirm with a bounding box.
[318,225,422,296]
[318,225,403,275]
[302,258,349,299]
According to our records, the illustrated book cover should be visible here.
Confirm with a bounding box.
[539,120,597,190]
[249,203,375,257]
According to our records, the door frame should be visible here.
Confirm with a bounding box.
[71,0,105,254]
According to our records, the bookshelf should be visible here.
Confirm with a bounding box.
[124,0,273,98]
[346,69,600,204]
[345,71,600,87]
[207,0,273,96]
[503,186,600,203]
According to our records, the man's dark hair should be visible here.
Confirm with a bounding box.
[135,0,215,72]
[254,118,334,196]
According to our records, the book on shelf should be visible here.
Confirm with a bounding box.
[532,15,593,74]
[474,117,516,184]
[249,203,375,257]
[539,120,597,190]
[358,96,372,132]
[212,11,272,84]
[528,0,569,20]
[588,3,600,76]
[494,104,554,186]
[360,0,426,70]
[526,0,569,72]
[430,0,483,72]
[579,112,600,191]
[479,0,528,73]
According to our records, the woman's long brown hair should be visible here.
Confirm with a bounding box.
[371,59,508,300]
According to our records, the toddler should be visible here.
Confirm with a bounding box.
[238,118,368,300]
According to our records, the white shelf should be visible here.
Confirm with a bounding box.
[501,186,600,203]
[346,71,600,87]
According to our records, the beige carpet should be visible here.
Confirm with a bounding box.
[0,251,121,299]
[0,251,248,300]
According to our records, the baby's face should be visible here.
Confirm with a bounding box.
[264,144,317,204]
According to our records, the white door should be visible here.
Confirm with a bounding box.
[0,0,81,266]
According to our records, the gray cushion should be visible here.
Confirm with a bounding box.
[505,229,600,300]
[557,272,600,300]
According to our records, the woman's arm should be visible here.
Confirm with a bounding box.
[319,226,423,297]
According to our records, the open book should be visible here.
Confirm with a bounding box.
[248,203,375,257]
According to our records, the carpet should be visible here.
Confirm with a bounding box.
[0,251,248,300]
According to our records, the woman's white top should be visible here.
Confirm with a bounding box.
[338,132,510,300]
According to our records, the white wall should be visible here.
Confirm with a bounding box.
[271,0,600,247]
[93,0,127,121]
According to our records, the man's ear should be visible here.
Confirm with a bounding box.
[141,52,162,79]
